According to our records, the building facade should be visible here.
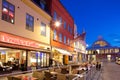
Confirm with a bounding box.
[86,37,120,62]
[33,0,75,65]
[0,0,51,72]
[74,25,86,63]
[50,0,74,65]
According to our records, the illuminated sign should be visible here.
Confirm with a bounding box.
[0,34,40,48]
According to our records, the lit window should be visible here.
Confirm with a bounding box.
[59,33,62,42]
[53,30,57,40]
[53,11,57,21]
[64,36,66,44]
[41,22,46,36]
[115,49,119,53]
[2,0,15,24]
[26,13,34,31]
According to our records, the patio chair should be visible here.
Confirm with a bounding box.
[12,77,21,80]
[7,76,13,80]
[32,71,45,80]
[72,69,78,74]
[56,73,66,80]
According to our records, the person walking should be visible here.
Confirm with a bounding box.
[96,62,99,70]
[98,62,101,71]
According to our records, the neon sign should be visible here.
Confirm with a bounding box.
[0,34,40,48]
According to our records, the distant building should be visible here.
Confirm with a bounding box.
[86,37,120,62]
[73,25,87,63]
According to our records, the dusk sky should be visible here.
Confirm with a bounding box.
[60,0,120,47]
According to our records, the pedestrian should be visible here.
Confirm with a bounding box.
[49,58,53,67]
[98,62,101,71]
[96,62,99,70]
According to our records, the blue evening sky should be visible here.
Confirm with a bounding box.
[60,0,120,47]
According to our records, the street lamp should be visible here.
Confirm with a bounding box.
[54,21,61,27]
[50,20,61,67]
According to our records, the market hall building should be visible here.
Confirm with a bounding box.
[86,37,120,62]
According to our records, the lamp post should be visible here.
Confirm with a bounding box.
[50,20,61,67]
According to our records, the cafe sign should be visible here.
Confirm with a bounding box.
[0,32,40,48]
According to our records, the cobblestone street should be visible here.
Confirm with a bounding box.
[92,62,120,80]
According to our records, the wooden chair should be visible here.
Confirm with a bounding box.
[32,71,45,80]
[7,76,13,80]
[12,77,21,80]
[72,69,78,74]
[55,69,61,73]
[56,73,66,80]
[49,68,54,72]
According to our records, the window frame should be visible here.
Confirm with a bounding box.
[53,11,57,21]
[53,30,57,40]
[40,22,46,36]
[64,36,66,44]
[59,33,62,42]
[2,0,15,24]
[26,13,34,32]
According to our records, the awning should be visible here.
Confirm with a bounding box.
[53,48,72,56]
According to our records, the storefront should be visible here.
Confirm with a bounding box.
[0,32,50,73]
[52,47,72,66]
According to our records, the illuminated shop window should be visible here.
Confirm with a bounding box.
[41,22,46,36]
[2,0,15,24]
[26,13,34,31]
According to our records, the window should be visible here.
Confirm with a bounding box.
[70,28,72,34]
[2,0,15,24]
[40,0,46,9]
[41,22,46,36]
[53,11,57,21]
[53,30,57,40]
[59,33,62,42]
[64,21,66,29]
[26,13,34,31]
[68,25,70,32]
[68,38,70,45]
[64,36,66,44]
[69,56,72,61]
[59,17,62,23]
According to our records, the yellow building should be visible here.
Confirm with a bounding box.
[0,0,51,72]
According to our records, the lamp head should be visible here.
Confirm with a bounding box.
[54,21,61,27]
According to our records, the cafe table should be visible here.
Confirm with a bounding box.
[14,75,38,80]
